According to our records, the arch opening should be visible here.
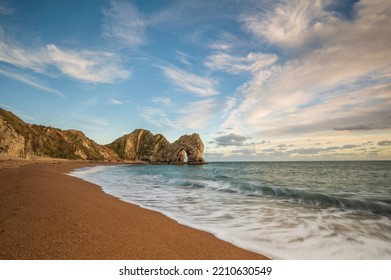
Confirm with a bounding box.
[177,149,188,163]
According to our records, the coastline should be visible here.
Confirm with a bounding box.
[0,161,269,260]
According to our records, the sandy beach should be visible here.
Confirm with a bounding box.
[0,161,269,260]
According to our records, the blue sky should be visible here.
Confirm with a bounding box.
[1,0,390,161]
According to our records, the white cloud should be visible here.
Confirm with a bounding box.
[242,0,332,48]
[73,114,110,127]
[161,65,219,97]
[102,0,146,48]
[176,51,193,67]
[205,52,277,74]
[46,44,131,83]
[224,0,391,137]
[222,97,236,116]
[0,103,34,121]
[0,25,131,85]
[109,98,123,105]
[209,43,232,51]
[141,98,216,130]
[0,67,65,97]
[177,99,217,129]
[140,107,175,128]
[0,30,131,85]
[0,27,49,72]
[152,97,172,106]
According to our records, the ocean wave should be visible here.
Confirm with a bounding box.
[70,162,391,259]
[164,176,391,216]
[224,182,391,216]
[68,165,111,176]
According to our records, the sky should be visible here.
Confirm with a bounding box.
[0,0,390,161]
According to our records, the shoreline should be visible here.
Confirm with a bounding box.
[0,161,269,260]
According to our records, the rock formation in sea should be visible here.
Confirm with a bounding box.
[107,129,205,164]
[0,108,205,164]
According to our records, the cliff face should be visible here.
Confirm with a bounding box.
[107,129,171,162]
[0,108,119,161]
[0,108,206,164]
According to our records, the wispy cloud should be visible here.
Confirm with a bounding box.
[73,114,110,127]
[102,0,146,48]
[140,107,175,128]
[142,98,216,130]
[177,99,217,129]
[0,103,34,121]
[109,98,130,105]
[46,44,131,83]
[0,27,48,72]
[176,51,194,67]
[205,52,277,74]
[0,67,65,97]
[208,32,239,51]
[0,27,131,85]
[152,97,172,106]
[0,3,15,15]
[241,0,330,48]
[161,65,219,97]
[109,98,122,105]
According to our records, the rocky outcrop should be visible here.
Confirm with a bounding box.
[107,129,205,164]
[0,108,206,164]
[0,115,26,158]
[107,129,171,162]
[156,133,205,164]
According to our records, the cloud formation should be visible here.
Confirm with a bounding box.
[177,99,217,129]
[140,107,175,128]
[0,28,131,85]
[47,44,130,83]
[205,52,277,74]
[214,133,251,146]
[242,0,330,48]
[152,97,172,106]
[102,0,146,48]
[378,141,391,146]
[222,0,391,138]
[161,65,219,97]
[333,123,389,131]
[0,67,65,97]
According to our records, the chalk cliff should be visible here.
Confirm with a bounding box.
[0,108,205,164]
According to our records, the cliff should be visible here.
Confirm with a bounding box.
[0,108,205,164]
[0,108,119,161]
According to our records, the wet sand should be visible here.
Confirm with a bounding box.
[0,162,269,259]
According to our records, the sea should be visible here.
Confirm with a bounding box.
[69,161,391,259]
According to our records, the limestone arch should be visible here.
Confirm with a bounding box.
[176,149,189,163]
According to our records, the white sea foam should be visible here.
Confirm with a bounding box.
[68,165,113,176]
[69,162,391,259]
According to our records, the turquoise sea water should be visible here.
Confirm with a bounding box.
[70,161,391,259]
